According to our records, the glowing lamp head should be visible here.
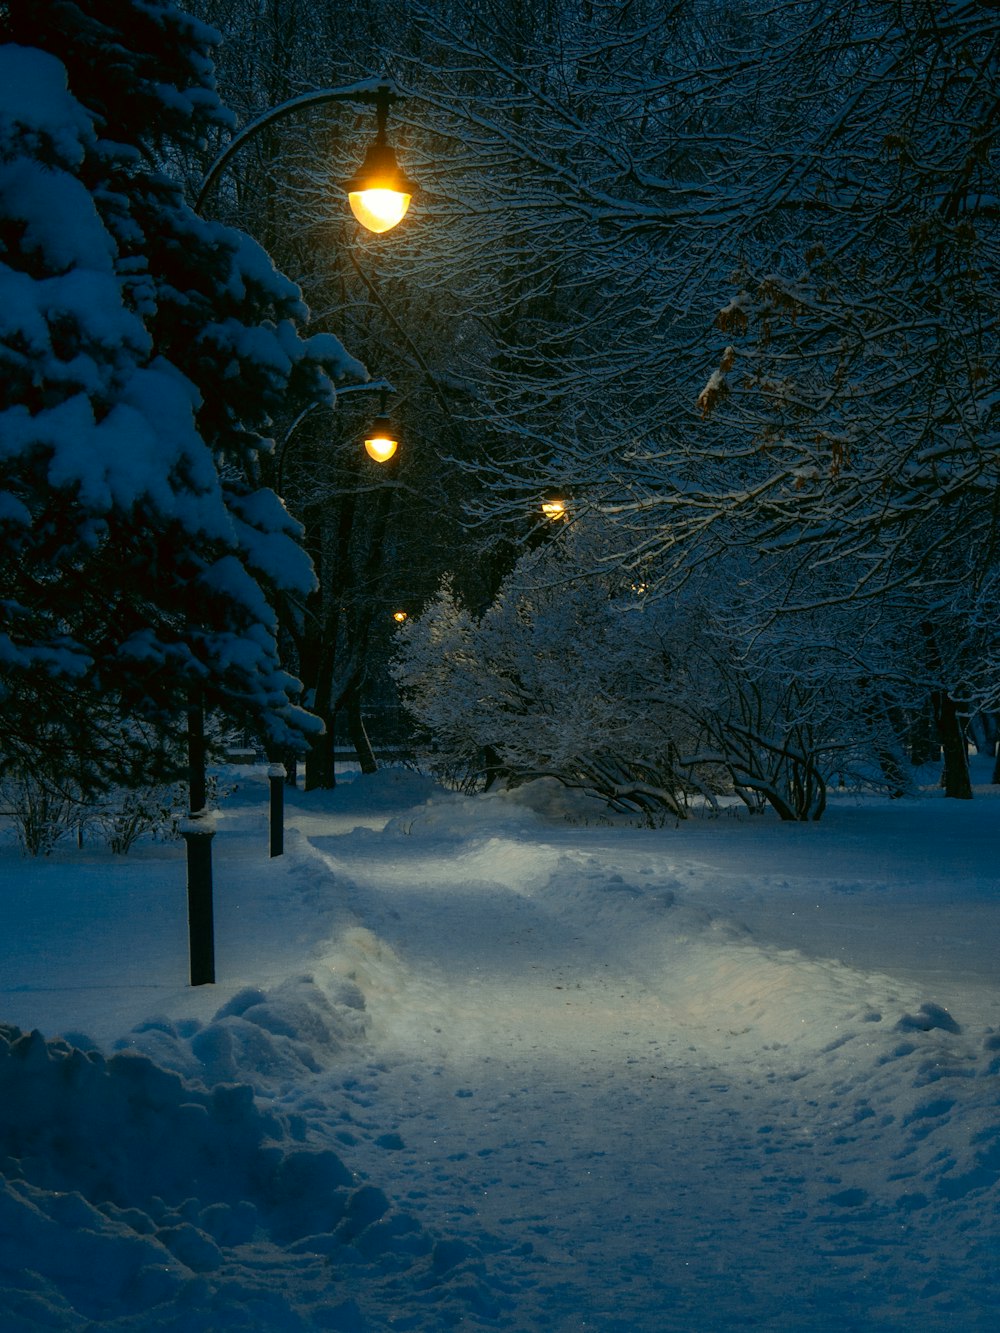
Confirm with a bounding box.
[364,415,398,462]
[541,498,568,520]
[345,137,414,234]
[349,186,411,234]
[392,610,408,623]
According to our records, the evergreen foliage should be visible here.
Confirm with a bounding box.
[0,0,363,788]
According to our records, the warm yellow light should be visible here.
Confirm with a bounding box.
[392,610,408,623]
[349,187,411,234]
[541,498,568,520]
[364,434,398,462]
[345,119,415,234]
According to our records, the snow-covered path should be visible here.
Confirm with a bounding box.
[2,769,999,1330]
[285,785,999,1330]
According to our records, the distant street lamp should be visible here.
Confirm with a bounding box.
[363,389,400,462]
[270,379,398,851]
[541,497,569,520]
[276,380,397,492]
[392,610,409,623]
[364,419,399,462]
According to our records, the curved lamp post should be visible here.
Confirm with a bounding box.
[276,379,397,493]
[268,378,399,856]
[184,82,415,985]
[196,80,414,231]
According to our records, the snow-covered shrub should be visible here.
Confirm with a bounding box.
[0,771,77,856]
[391,527,719,818]
[90,784,184,855]
[679,665,832,820]
[0,771,241,856]
[392,523,907,821]
[670,583,943,819]
[89,772,238,854]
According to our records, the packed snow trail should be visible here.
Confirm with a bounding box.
[270,785,999,1331]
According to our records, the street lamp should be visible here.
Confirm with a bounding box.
[196,80,415,231]
[269,379,398,850]
[276,380,397,492]
[185,81,415,985]
[364,419,399,462]
[180,692,215,985]
[363,389,400,462]
[365,429,398,462]
[344,89,415,234]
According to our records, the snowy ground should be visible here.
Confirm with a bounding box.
[1,761,999,1331]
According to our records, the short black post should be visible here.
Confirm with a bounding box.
[268,762,286,857]
[185,694,216,985]
[182,820,216,985]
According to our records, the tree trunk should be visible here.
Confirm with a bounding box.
[346,683,378,774]
[977,711,999,759]
[936,692,972,800]
[919,623,971,798]
[868,699,910,797]
[304,711,335,790]
[302,648,336,790]
[301,603,341,791]
[482,745,506,791]
[907,699,938,766]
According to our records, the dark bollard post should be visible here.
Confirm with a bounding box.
[182,817,216,985]
[268,762,286,857]
[185,693,216,985]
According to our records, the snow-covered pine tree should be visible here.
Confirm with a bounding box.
[0,0,364,788]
